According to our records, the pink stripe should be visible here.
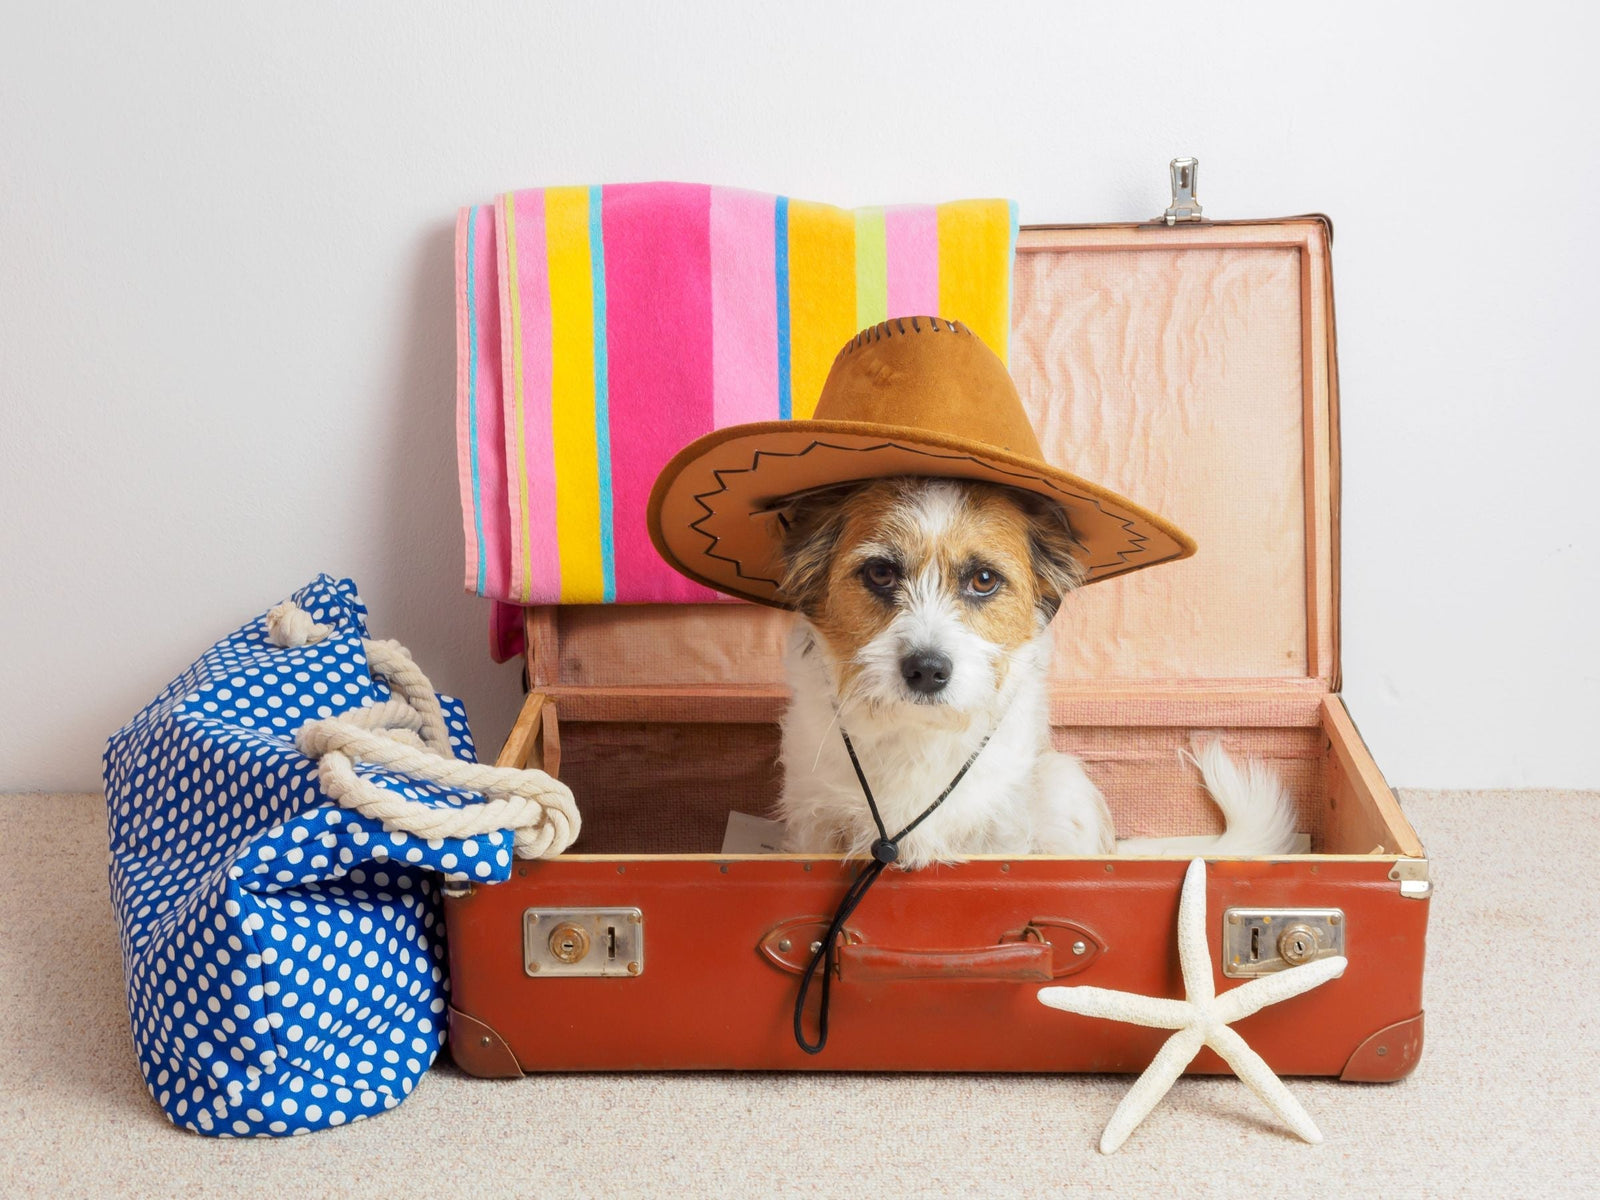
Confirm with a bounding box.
[501,189,560,603]
[710,187,779,429]
[884,205,939,318]
[465,207,512,601]
[454,207,478,593]
[602,183,720,603]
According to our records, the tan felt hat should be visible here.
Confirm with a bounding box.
[648,317,1196,609]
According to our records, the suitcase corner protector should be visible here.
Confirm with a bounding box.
[1339,1011,1425,1083]
[448,1006,525,1079]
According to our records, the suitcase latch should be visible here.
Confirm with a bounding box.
[1162,156,1205,225]
[524,907,643,977]
[1221,908,1344,978]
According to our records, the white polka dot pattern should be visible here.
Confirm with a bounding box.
[104,575,508,1137]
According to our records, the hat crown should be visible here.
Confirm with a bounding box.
[812,318,1044,460]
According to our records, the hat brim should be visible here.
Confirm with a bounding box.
[648,420,1197,609]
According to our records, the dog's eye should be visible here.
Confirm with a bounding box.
[967,568,1003,597]
[860,560,900,593]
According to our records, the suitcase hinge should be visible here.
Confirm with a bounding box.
[1162,156,1205,225]
[1389,858,1432,900]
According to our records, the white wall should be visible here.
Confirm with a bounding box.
[3,2,1596,792]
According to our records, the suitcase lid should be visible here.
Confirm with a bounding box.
[548,167,1342,702]
[1012,206,1341,693]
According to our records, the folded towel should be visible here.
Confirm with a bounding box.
[456,183,1017,652]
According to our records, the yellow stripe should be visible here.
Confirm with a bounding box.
[504,194,534,603]
[786,200,857,419]
[544,186,606,603]
[936,200,1012,364]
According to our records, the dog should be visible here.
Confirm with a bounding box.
[773,475,1297,867]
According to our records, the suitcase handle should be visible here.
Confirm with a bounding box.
[758,916,1104,980]
[836,941,1053,983]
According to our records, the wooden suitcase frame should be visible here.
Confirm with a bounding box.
[444,213,1430,1082]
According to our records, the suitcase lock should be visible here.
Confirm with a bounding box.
[524,907,643,977]
[1222,908,1344,978]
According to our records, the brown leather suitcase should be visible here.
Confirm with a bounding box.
[443,185,1430,1082]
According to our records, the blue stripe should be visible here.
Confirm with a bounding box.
[588,185,616,602]
[466,206,488,595]
[775,195,791,421]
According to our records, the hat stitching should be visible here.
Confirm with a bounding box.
[834,317,970,366]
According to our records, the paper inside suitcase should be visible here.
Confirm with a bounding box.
[446,217,1429,1082]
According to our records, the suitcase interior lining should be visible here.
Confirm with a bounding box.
[553,708,1413,859]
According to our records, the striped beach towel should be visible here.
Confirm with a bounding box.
[456,183,1017,645]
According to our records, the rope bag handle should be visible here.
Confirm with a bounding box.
[266,601,580,859]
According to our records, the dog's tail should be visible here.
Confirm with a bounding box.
[1115,738,1300,856]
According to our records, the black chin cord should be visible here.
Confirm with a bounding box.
[792,727,991,1055]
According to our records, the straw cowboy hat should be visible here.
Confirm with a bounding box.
[647,316,1195,609]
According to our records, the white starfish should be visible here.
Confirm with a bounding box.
[1038,857,1347,1153]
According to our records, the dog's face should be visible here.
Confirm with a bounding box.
[778,477,1086,720]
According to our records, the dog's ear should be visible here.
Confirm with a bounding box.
[1015,492,1087,621]
[775,482,862,615]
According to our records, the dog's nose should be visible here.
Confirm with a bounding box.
[900,649,952,695]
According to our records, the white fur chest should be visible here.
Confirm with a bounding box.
[777,620,1053,868]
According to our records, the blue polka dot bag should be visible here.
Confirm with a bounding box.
[104,575,578,1136]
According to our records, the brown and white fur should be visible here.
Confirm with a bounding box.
[774,477,1297,868]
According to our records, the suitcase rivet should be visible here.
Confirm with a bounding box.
[720,864,729,873]
[480,1035,492,1047]
[1104,864,1114,873]
[1071,940,1088,956]
[1376,1045,1388,1057]
[778,938,792,953]
[810,941,823,954]
[1329,913,1341,925]
[627,961,641,976]
[517,866,527,877]
[1000,863,1010,873]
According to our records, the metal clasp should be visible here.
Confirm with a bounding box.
[1389,858,1432,900]
[1163,156,1204,224]
[524,907,643,977]
[1222,908,1345,978]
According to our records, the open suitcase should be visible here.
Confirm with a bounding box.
[444,168,1430,1081]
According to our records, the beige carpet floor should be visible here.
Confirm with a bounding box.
[2,790,1596,1198]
